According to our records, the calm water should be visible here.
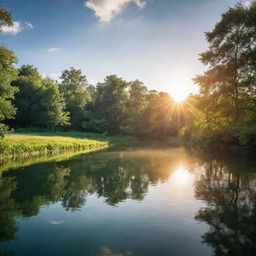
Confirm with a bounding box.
[0,143,255,256]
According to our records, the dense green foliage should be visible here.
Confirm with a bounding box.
[0,46,18,136]
[5,65,184,138]
[10,66,70,131]
[181,2,256,147]
[0,3,255,147]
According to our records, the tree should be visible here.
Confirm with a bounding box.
[0,4,12,30]
[126,80,149,134]
[11,66,70,130]
[93,75,128,134]
[135,91,177,138]
[11,65,43,128]
[0,46,18,136]
[40,78,70,131]
[193,2,256,127]
[60,67,90,129]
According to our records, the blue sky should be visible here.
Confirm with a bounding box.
[0,0,243,96]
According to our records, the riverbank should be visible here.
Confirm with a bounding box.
[0,132,126,159]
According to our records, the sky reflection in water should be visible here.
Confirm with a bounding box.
[0,144,255,256]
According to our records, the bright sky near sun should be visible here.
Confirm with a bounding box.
[0,0,246,98]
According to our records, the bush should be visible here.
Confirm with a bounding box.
[239,124,256,146]
[179,127,192,142]
[0,124,14,138]
[81,119,107,134]
[179,125,240,147]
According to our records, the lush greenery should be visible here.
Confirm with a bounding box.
[0,132,109,158]
[181,2,256,147]
[0,2,256,148]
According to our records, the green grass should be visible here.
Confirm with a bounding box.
[0,132,113,158]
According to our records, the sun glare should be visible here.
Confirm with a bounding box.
[172,167,190,184]
[171,91,189,103]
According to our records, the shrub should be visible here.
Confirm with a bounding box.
[179,125,240,147]
[239,124,256,146]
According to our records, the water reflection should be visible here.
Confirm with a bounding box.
[172,167,190,184]
[190,148,256,256]
[0,145,255,255]
[97,247,133,256]
[0,148,192,251]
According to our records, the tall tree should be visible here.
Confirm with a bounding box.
[11,65,43,128]
[40,78,70,131]
[60,67,90,129]
[193,1,256,127]
[0,46,18,135]
[94,75,128,134]
[0,5,17,135]
[126,80,149,133]
[11,66,70,130]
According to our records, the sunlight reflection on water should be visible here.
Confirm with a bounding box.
[172,167,190,184]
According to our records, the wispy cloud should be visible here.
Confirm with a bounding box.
[85,0,146,22]
[47,48,63,53]
[25,21,34,29]
[1,21,33,35]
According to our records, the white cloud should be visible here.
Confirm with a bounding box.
[241,0,252,8]
[85,0,146,22]
[1,21,33,35]
[25,21,34,29]
[47,48,63,53]
[1,21,23,35]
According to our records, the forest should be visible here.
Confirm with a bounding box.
[0,2,256,148]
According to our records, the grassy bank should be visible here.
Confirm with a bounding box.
[0,132,115,158]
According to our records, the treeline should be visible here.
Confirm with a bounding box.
[2,62,188,137]
[1,2,256,146]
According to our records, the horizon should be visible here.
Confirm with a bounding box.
[0,0,248,98]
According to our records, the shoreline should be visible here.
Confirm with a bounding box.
[0,132,111,160]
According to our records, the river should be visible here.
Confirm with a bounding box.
[0,143,255,256]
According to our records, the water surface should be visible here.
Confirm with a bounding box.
[0,144,255,256]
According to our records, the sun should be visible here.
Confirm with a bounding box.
[171,90,189,103]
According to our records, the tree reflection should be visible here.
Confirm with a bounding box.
[0,177,19,256]
[193,149,256,256]
[0,147,191,248]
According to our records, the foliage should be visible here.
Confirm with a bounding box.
[40,78,70,130]
[60,67,90,129]
[0,46,18,135]
[92,75,129,134]
[193,2,256,124]
[0,4,12,30]
[239,123,256,146]
[11,65,70,130]
[180,2,256,148]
